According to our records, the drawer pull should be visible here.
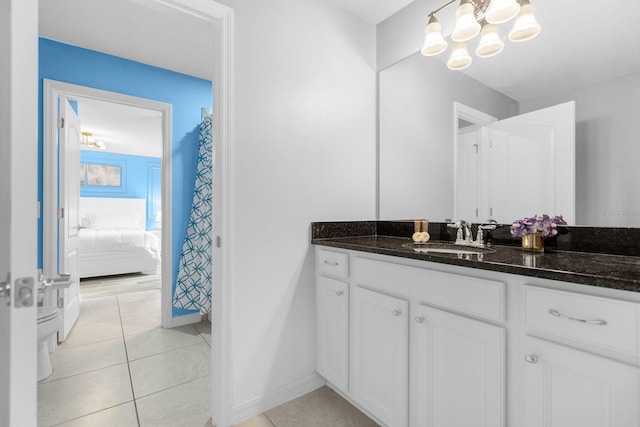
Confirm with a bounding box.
[335,290,344,296]
[548,309,607,326]
[392,309,402,317]
[323,260,339,266]
[524,354,538,364]
[415,316,425,324]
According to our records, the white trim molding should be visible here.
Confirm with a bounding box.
[42,79,174,326]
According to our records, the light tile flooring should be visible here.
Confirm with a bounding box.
[38,288,212,426]
[39,276,376,427]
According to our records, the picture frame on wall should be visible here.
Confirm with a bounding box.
[86,164,122,187]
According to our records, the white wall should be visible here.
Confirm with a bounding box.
[377,0,450,71]
[520,71,640,227]
[216,0,377,420]
[379,51,518,221]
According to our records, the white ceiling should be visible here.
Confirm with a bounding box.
[75,97,163,158]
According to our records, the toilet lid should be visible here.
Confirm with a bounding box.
[38,310,58,323]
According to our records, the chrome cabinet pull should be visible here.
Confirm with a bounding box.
[548,309,607,326]
[323,260,339,266]
[335,290,344,296]
[392,309,402,317]
[524,354,538,364]
[415,316,425,324]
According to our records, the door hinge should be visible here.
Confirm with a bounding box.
[0,273,10,305]
[476,208,479,217]
[57,207,64,219]
[216,236,222,248]
[490,207,493,216]
[57,117,65,128]
[57,296,64,309]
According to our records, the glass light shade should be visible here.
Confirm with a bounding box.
[421,20,448,56]
[485,0,520,24]
[476,23,504,57]
[451,2,481,42]
[508,3,541,42]
[447,42,473,70]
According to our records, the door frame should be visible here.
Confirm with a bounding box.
[43,79,174,327]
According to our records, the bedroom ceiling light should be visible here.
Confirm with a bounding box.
[420,0,540,70]
[81,131,106,150]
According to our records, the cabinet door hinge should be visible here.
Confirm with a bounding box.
[57,207,64,219]
[57,296,64,309]
[57,117,65,129]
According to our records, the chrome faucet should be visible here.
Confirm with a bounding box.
[448,219,498,247]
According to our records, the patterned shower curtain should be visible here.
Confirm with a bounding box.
[172,115,213,314]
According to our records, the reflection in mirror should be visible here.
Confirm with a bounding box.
[379,0,640,227]
[455,101,576,224]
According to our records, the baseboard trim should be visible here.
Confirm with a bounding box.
[166,312,202,328]
[231,373,325,424]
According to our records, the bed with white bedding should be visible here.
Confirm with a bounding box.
[78,197,161,278]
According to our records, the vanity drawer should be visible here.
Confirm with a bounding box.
[318,249,349,278]
[354,257,505,322]
[524,286,640,355]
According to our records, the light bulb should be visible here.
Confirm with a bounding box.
[485,0,520,24]
[447,42,473,70]
[452,1,481,42]
[421,15,448,56]
[509,2,541,42]
[476,23,504,57]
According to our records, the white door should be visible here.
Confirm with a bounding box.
[57,98,81,340]
[524,336,640,427]
[0,0,39,423]
[316,276,349,391]
[410,304,505,427]
[455,127,481,222]
[351,286,409,427]
[488,101,575,224]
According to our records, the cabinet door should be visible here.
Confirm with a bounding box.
[351,286,409,427]
[524,336,640,427]
[316,276,349,391]
[411,304,505,427]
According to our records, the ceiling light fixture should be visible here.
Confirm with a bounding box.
[420,0,540,70]
[81,131,106,150]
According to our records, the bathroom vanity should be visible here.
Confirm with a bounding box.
[312,221,640,427]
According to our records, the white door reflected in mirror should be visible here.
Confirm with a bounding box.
[454,101,575,224]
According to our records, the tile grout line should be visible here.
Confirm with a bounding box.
[263,412,278,427]
[117,294,142,427]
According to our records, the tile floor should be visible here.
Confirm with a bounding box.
[38,280,376,427]
[38,288,212,426]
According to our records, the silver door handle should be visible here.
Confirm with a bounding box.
[392,309,402,317]
[40,273,73,290]
[524,354,538,364]
[336,290,344,296]
[415,316,425,324]
[323,260,339,266]
[548,309,607,326]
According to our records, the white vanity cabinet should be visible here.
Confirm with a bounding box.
[351,286,409,427]
[316,249,350,391]
[411,304,505,427]
[522,286,640,427]
[523,336,639,427]
[314,245,640,427]
[316,275,349,391]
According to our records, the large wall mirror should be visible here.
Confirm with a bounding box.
[379,0,640,227]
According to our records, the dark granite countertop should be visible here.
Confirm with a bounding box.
[311,222,640,293]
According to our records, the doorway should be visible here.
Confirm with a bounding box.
[43,80,174,333]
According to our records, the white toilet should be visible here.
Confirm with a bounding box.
[37,300,62,381]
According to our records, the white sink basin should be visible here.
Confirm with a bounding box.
[401,242,495,255]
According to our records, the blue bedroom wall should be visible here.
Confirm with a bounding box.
[39,38,212,316]
[80,151,162,230]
